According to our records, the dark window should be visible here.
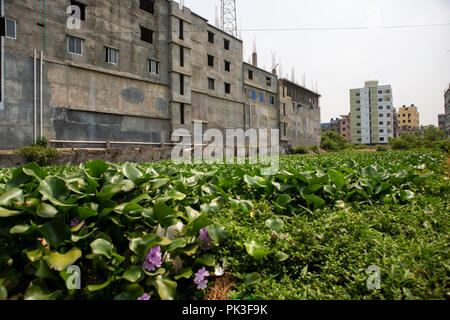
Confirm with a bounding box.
[356,92,360,97]
[179,19,184,40]
[259,93,264,102]
[106,47,118,64]
[140,26,153,44]
[378,90,383,94]
[67,36,83,55]
[284,123,287,136]
[224,60,230,72]
[4,18,16,39]
[270,96,275,105]
[379,121,383,125]
[357,130,361,134]
[207,54,214,67]
[356,100,360,104]
[380,129,384,133]
[139,0,155,14]
[380,137,385,142]
[356,108,360,112]
[266,77,272,86]
[179,46,184,67]
[379,106,383,110]
[357,123,361,127]
[180,74,184,95]
[283,103,286,116]
[225,82,231,94]
[248,70,253,80]
[357,115,361,119]
[378,98,383,102]
[71,1,86,21]
[208,78,215,90]
[251,90,256,100]
[149,59,159,74]
[180,103,185,125]
[224,39,230,50]
[208,31,214,43]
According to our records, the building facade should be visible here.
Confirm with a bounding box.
[438,114,445,132]
[350,81,394,145]
[339,114,351,142]
[0,0,320,151]
[397,105,420,128]
[321,118,340,134]
[445,85,450,138]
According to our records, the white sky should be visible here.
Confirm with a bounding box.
[187,0,450,126]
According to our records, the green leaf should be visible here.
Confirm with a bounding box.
[39,177,70,203]
[153,202,179,229]
[195,253,216,266]
[166,190,187,201]
[39,220,68,249]
[265,217,284,232]
[276,194,292,207]
[174,268,193,280]
[123,163,143,183]
[85,160,110,178]
[90,238,113,258]
[167,238,187,252]
[0,187,24,206]
[24,246,44,262]
[88,277,113,292]
[37,202,59,218]
[22,162,47,181]
[114,284,145,300]
[400,190,415,201]
[244,240,270,260]
[302,193,326,210]
[239,200,254,212]
[44,247,82,272]
[149,178,170,190]
[129,234,161,259]
[34,260,58,280]
[191,215,213,233]
[151,275,177,300]
[24,281,61,300]
[10,224,33,234]
[329,169,345,190]
[274,252,289,262]
[206,224,228,243]
[244,272,261,285]
[0,207,23,218]
[123,266,143,283]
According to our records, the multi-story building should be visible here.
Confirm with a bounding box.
[0,0,320,151]
[321,118,340,134]
[339,114,351,142]
[397,105,420,128]
[350,81,394,145]
[438,114,446,132]
[279,79,321,150]
[445,85,450,138]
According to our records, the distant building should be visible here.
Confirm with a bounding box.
[398,105,420,128]
[438,114,446,132]
[445,85,450,138]
[339,114,351,142]
[321,118,340,134]
[350,81,394,145]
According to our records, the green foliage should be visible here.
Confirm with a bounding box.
[293,146,308,154]
[0,151,448,300]
[309,145,319,153]
[14,145,58,167]
[389,126,448,153]
[321,131,351,152]
[376,145,388,152]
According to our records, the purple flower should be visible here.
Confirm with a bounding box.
[199,228,212,251]
[138,293,151,301]
[194,267,210,290]
[143,246,162,272]
[70,216,86,229]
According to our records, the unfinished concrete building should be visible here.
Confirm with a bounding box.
[0,0,321,152]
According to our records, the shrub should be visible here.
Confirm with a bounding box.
[293,146,308,154]
[321,132,352,152]
[376,145,388,152]
[309,145,319,153]
[14,145,59,166]
[389,138,411,150]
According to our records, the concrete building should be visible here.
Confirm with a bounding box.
[279,78,321,150]
[0,0,320,151]
[350,81,394,145]
[438,114,446,132]
[321,118,340,134]
[339,114,351,142]
[397,105,420,128]
[444,85,450,138]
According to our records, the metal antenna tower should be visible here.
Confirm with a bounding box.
[220,0,238,37]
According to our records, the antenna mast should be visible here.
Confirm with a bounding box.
[220,0,238,37]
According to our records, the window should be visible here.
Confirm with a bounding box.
[139,0,155,14]
[379,106,383,110]
[357,130,361,134]
[356,93,360,97]
[4,18,16,39]
[207,54,214,67]
[357,115,361,119]
[387,113,391,118]
[356,100,360,104]
[387,105,391,110]
[180,103,185,125]
[106,47,118,64]
[378,90,383,94]
[225,82,231,94]
[149,59,159,74]
[248,70,253,80]
[378,98,383,102]
[358,138,362,142]
[179,19,184,40]
[180,74,185,95]
[270,96,275,105]
[224,39,230,50]
[356,108,361,112]
[259,93,264,102]
[266,77,272,86]
[283,123,287,136]
[251,90,256,100]
[408,120,411,123]
[208,78,215,90]
[71,1,86,21]
[179,46,184,67]
[380,137,385,142]
[380,129,384,133]
[379,121,383,125]
[357,123,361,127]
[283,103,286,116]
[224,60,230,72]
[140,26,153,44]
[379,114,384,118]
[67,36,83,55]
[208,31,214,44]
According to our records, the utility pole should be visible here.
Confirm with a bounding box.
[220,0,238,37]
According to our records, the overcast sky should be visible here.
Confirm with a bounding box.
[187,0,450,126]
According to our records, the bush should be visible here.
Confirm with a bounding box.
[321,132,350,152]
[376,145,388,152]
[389,138,411,150]
[293,146,308,154]
[309,145,319,153]
[14,145,59,166]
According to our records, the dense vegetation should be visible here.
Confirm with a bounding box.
[0,151,448,300]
